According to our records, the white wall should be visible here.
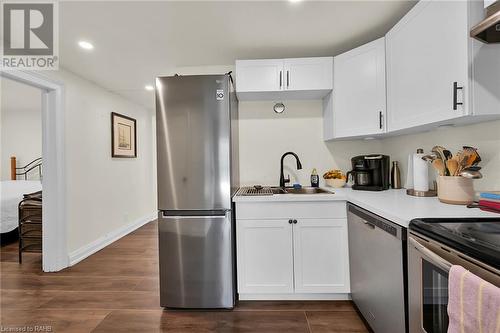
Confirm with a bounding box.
[43,69,157,254]
[379,120,500,192]
[239,100,381,186]
[237,98,500,194]
[0,78,42,180]
[172,65,234,76]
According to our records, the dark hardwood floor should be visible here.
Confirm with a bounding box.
[1,220,370,332]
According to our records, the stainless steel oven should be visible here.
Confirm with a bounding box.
[408,232,500,333]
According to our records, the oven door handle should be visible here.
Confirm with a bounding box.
[409,237,453,272]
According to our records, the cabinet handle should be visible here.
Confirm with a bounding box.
[288,219,293,224]
[286,71,290,88]
[279,71,282,89]
[379,111,383,129]
[453,82,463,111]
[293,219,297,224]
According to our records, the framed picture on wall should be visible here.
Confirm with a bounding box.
[111,112,137,158]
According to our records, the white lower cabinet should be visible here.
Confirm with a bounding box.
[236,201,350,299]
[236,219,294,294]
[293,218,350,293]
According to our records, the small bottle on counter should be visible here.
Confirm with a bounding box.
[311,168,319,188]
[391,161,402,189]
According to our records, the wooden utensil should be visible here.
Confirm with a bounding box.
[432,146,447,162]
[443,149,453,160]
[455,150,467,174]
[432,159,446,176]
[463,146,481,166]
[459,156,469,174]
[446,159,459,176]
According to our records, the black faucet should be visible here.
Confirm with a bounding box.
[279,152,303,188]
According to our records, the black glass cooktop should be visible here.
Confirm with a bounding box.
[409,218,500,270]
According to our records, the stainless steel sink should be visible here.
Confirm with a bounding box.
[270,187,331,194]
[284,187,331,194]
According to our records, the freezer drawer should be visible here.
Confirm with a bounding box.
[158,211,235,309]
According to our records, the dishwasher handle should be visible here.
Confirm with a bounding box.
[364,221,376,229]
[348,203,403,239]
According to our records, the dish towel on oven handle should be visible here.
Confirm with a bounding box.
[447,265,500,333]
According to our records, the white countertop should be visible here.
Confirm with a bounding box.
[233,187,499,228]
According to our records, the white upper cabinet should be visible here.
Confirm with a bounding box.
[235,57,333,100]
[323,0,500,141]
[235,59,284,93]
[283,57,333,91]
[332,37,386,139]
[386,0,469,132]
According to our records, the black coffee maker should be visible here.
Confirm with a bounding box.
[346,155,390,191]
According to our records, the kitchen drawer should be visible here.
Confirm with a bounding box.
[236,201,347,220]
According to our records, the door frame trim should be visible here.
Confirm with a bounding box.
[1,70,68,271]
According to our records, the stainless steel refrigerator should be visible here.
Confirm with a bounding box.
[155,74,239,309]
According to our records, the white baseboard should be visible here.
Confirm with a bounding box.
[238,293,351,301]
[68,212,157,266]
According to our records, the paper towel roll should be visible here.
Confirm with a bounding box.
[413,152,429,192]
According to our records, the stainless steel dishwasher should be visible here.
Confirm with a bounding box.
[347,203,407,333]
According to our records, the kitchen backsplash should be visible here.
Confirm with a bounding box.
[239,99,500,192]
[379,120,500,192]
[238,100,380,186]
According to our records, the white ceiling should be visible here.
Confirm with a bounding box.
[59,1,416,110]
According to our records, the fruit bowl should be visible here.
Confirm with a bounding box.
[323,169,346,188]
[325,178,346,188]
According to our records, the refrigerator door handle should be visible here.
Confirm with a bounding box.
[161,213,228,219]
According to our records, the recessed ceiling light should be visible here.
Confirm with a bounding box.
[78,40,94,50]
[145,85,154,91]
[289,0,302,3]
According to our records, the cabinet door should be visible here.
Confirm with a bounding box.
[235,59,284,92]
[236,219,294,294]
[293,218,350,293]
[333,38,386,138]
[386,0,469,132]
[284,57,333,91]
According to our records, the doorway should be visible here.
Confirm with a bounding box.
[0,70,67,272]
